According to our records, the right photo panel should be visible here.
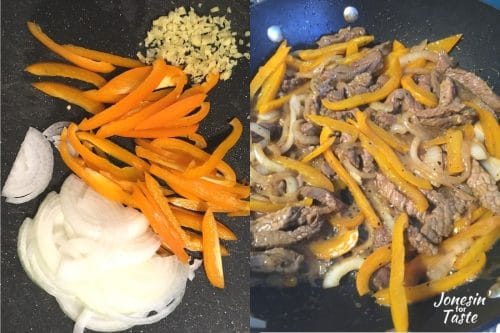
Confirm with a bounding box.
[249,0,500,332]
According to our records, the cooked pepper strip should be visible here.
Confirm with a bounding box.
[401,74,438,107]
[274,155,334,192]
[32,81,104,114]
[453,207,488,234]
[309,228,359,260]
[298,51,342,73]
[464,101,500,158]
[442,215,499,252]
[250,41,290,99]
[259,82,310,114]
[27,22,115,73]
[345,40,359,56]
[454,229,499,270]
[390,213,409,333]
[330,212,365,229]
[184,118,242,179]
[25,62,107,87]
[426,34,463,53]
[307,114,360,139]
[171,206,236,241]
[422,133,449,149]
[356,245,392,296]
[446,129,464,174]
[301,136,336,163]
[298,35,374,60]
[249,197,313,213]
[118,125,199,139]
[202,208,225,288]
[375,253,486,306]
[256,63,286,112]
[366,119,409,153]
[63,44,143,68]
[79,58,169,130]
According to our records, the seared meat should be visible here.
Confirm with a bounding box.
[418,110,475,128]
[438,77,455,106]
[361,148,376,173]
[299,186,345,211]
[369,74,390,92]
[316,26,366,47]
[251,248,304,274]
[384,88,422,113]
[467,160,500,214]
[446,68,500,112]
[407,225,438,255]
[416,74,432,93]
[367,108,399,130]
[435,51,455,75]
[280,74,307,95]
[251,206,329,248]
[374,173,421,217]
[430,70,441,97]
[373,226,392,248]
[344,72,372,97]
[318,155,336,179]
[371,266,390,290]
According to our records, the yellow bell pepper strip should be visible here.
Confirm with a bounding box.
[27,22,115,73]
[345,40,359,56]
[322,47,407,111]
[453,206,488,234]
[273,155,334,192]
[162,102,210,129]
[301,136,336,163]
[307,114,360,138]
[298,35,374,60]
[401,74,438,108]
[336,48,369,65]
[256,63,286,112]
[356,245,392,296]
[184,118,242,179]
[171,206,236,241]
[79,58,169,130]
[250,197,313,213]
[454,229,499,270]
[405,58,427,69]
[355,111,433,190]
[374,252,486,306]
[62,44,143,68]
[390,213,409,332]
[132,185,188,263]
[59,128,133,205]
[32,81,104,114]
[202,208,225,288]
[285,54,302,70]
[422,132,449,149]
[135,93,207,130]
[441,215,499,253]
[178,71,220,98]
[309,228,359,260]
[464,101,500,158]
[250,41,290,99]
[426,34,463,53]
[259,82,310,114]
[366,119,409,153]
[298,51,342,73]
[330,212,365,229]
[393,40,406,51]
[118,125,199,139]
[25,62,107,87]
[462,123,475,141]
[96,74,187,138]
[446,129,464,174]
[178,230,229,256]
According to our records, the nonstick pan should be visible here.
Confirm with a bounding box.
[250,0,500,331]
[1,1,249,332]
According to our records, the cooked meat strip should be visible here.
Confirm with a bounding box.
[446,67,500,112]
[383,88,423,113]
[361,148,376,173]
[367,108,399,130]
[407,225,438,255]
[316,26,366,47]
[251,248,304,274]
[374,173,421,217]
[373,226,392,248]
[416,74,432,93]
[317,155,336,179]
[299,186,345,211]
[344,72,372,97]
[466,160,500,214]
[430,70,441,97]
[435,51,455,75]
[258,121,282,141]
[370,266,390,290]
[418,111,475,128]
[369,74,390,92]
[280,74,307,95]
[438,77,455,106]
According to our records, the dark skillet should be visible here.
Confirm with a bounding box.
[1,0,249,332]
[250,0,500,331]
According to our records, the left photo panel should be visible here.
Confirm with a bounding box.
[1,1,250,332]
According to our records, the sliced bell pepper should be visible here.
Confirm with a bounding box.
[464,101,500,158]
[171,206,236,241]
[179,230,229,256]
[301,136,336,163]
[330,212,365,230]
[170,197,209,211]
[345,40,359,56]
[337,48,370,65]
[366,118,409,153]
[118,124,199,139]
[441,215,499,252]
[135,146,186,172]
[454,229,499,270]
[356,245,392,296]
[250,197,313,213]
[26,62,107,87]
[285,54,302,70]
[250,41,290,99]
[422,132,449,149]
[298,51,342,73]
[390,213,409,332]
[446,129,464,175]
[32,81,104,114]
[401,74,438,108]
[184,132,207,149]
[307,114,360,139]
[393,40,406,51]
[426,34,462,53]
[274,155,334,192]
[298,35,374,60]
[453,207,488,234]
[145,88,173,102]
[202,208,225,288]
[309,228,359,260]
[27,22,115,73]
[180,71,220,98]
[258,82,310,114]
[62,44,143,68]
[256,62,286,112]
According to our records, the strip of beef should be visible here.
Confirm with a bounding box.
[251,206,329,248]
[371,266,390,290]
[299,186,345,211]
[367,108,399,130]
[374,173,421,217]
[416,74,432,93]
[407,225,437,255]
[343,72,372,97]
[430,70,441,97]
[369,74,390,92]
[435,51,455,75]
[251,248,304,274]
[373,226,392,248]
[446,68,500,112]
[316,26,366,47]
[467,160,500,214]
[280,74,307,95]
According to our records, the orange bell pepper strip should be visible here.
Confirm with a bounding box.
[32,81,105,114]
[259,82,310,114]
[96,74,187,138]
[25,62,107,87]
[307,114,360,138]
[181,72,220,98]
[374,252,486,306]
[170,197,209,212]
[145,88,173,102]
[135,146,186,172]
[356,245,392,296]
[454,228,499,270]
[330,212,365,229]
[446,129,464,174]
[256,62,286,112]
[298,51,341,73]
[297,35,374,60]
[135,93,207,130]
[171,206,237,241]
[274,155,334,192]
[132,185,188,263]
[453,207,488,234]
[27,22,115,73]
[464,101,500,158]
[62,44,143,68]
[250,41,290,99]
[179,230,229,256]
[401,74,438,107]
[184,132,207,149]
[366,119,409,153]
[135,138,193,165]
[426,34,462,53]
[249,197,313,213]
[389,213,409,333]
[79,58,169,130]
[345,40,359,56]
[441,215,500,252]
[393,40,406,51]
[309,228,359,260]
[183,118,242,179]
[119,125,199,139]
[202,208,225,288]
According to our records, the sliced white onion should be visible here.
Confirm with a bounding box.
[252,143,285,174]
[399,50,438,68]
[2,127,54,204]
[474,122,485,142]
[43,121,70,148]
[250,122,271,147]
[471,141,488,160]
[481,157,500,181]
[323,256,364,288]
[423,146,443,173]
[277,95,299,154]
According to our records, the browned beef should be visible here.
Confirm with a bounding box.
[384,88,422,113]
[318,156,336,179]
[407,225,438,255]
[299,186,345,211]
[370,266,390,290]
[446,68,500,112]
[361,148,376,173]
[374,226,392,248]
[438,77,455,106]
[430,70,441,97]
[435,51,455,75]
[369,74,390,92]
[374,173,421,217]
[316,26,366,47]
[251,248,304,274]
[467,160,500,214]
[344,72,372,97]
[280,75,307,95]
[367,108,399,130]
[416,74,432,93]
[418,111,475,128]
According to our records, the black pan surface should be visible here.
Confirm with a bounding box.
[250,0,500,331]
[1,1,249,332]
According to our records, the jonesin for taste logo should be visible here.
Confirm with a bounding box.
[433,292,486,325]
